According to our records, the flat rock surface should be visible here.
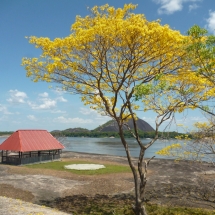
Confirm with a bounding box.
[0,151,215,214]
[0,174,88,202]
[0,196,70,215]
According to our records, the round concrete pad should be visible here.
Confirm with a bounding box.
[64,164,105,170]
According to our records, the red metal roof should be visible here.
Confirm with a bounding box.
[0,130,65,152]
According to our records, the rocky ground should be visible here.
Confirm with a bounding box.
[0,151,215,214]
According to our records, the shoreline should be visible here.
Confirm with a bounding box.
[62,150,176,160]
[0,135,10,138]
[61,150,179,165]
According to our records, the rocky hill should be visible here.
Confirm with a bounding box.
[93,118,154,132]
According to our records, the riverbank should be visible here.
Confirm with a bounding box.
[0,135,10,138]
[0,151,215,214]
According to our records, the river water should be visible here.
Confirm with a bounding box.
[0,136,176,159]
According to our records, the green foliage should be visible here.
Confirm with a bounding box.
[134,79,169,101]
[134,83,153,100]
[187,25,208,38]
[26,161,131,175]
[186,25,215,75]
[71,203,215,215]
[52,130,186,139]
[51,197,215,215]
[146,204,215,215]
[0,131,13,136]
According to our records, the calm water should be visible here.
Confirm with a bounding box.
[0,136,175,159]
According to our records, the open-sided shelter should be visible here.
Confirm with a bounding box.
[0,130,65,165]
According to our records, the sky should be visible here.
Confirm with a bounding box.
[0,0,214,132]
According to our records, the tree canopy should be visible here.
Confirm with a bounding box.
[22,4,190,121]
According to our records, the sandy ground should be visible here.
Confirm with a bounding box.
[0,151,215,214]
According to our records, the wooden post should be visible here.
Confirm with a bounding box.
[38,151,41,162]
[1,150,3,163]
[20,152,23,165]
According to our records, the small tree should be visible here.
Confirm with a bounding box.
[186,25,215,115]
[22,4,191,214]
[157,26,215,164]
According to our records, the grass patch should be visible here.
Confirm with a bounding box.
[47,195,215,215]
[26,160,131,175]
[146,204,215,215]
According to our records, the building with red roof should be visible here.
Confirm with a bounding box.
[0,130,65,165]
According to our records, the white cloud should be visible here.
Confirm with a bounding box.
[7,89,27,104]
[189,3,199,11]
[57,96,67,102]
[27,115,37,121]
[79,107,97,115]
[206,10,215,35]
[0,104,12,114]
[153,0,201,15]
[39,92,49,97]
[53,116,93,124]
[27,92,66,110]
[79,107,111,121]
[28,92,59,110]
[0,115,8,121]
[142,116,156,123]
[176,116,206,123]
[189,116,206,121]
[28,98,56,110]
[11,120,21,124]
[53,88,66,96]
[51,110,66,114]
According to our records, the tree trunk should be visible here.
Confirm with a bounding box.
[118,127,148,215]
[133,201,147,215]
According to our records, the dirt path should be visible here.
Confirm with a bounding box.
[0,151,215,214]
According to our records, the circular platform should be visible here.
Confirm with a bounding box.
[64,164,105,170]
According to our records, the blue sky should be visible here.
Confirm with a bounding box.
[0,0,214,132]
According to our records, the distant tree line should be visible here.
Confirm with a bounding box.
[51,130,188,139]
[0,131,13,136]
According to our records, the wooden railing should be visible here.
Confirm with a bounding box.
[1,154,60,165]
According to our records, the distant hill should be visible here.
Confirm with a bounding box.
[93,118,154,132]
[63,128,90,133]
[52,118,154,134]
[51,119,186,139]
[51,118,155,138]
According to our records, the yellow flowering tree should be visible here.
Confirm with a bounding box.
[22,4,191,215]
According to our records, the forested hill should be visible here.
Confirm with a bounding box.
[51,118,187,138]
